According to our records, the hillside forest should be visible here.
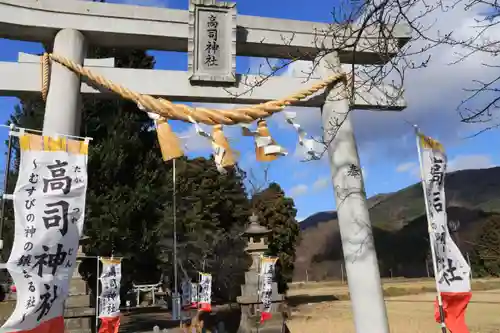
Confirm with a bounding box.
[295,167,500,282]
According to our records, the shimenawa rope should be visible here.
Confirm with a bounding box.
[40,53,346,126]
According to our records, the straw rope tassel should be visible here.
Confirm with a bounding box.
[41,53,50,102]
[143,105,184,162]
[212,125,235,167]
[256,119,282,162]
[156,118,184,161]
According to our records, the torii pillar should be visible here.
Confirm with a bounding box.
[43,28,87,136]
[318,53,389,332]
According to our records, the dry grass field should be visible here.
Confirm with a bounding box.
[287,279,500,333]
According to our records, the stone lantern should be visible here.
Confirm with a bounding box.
[237,214,285,333]
[244,214,272,271]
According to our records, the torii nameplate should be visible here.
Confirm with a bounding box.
[188,0,237,84]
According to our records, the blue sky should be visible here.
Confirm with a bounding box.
[1,0,500,221]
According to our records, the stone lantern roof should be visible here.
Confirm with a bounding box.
[80,234,90,243]
[77,234,90,258]
[243,213,271,237]
[243,213,271,256]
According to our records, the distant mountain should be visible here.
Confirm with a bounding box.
[294,166,500,281]
[298,192,393,230]
[299,211,337,230]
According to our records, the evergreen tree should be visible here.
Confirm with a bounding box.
[78,48,168,289]
[470,214,500,277]
[251,182,300,293]
[157,157,251,301]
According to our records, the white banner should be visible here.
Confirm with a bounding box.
[198,273,212,312]
[98,257,122,318]
[190,282,199,308]
[260,256,278,316]
[180,279,191,309]
[418,133,471,293]
[1,134,89,331]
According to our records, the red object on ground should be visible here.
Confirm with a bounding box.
[10,285,16,293]
[98,316,121,333]
[5,316,64,333]
[199,302,211,312]
[434,292,472,333]
[260,312,272,323]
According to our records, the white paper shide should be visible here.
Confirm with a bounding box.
[99,258,122,318]
[419,134,471,293]
[1,134,88,331]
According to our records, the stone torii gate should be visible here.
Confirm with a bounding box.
[0,1,410,333]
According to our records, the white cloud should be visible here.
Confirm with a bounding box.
[395,161,420,179]
[293,170,308,179]
[289,184,308,197]
[396,162,417,173]
[247,57,287,75]
[397,154,495,177]
[313,176,330,191]
[448,154,494,172]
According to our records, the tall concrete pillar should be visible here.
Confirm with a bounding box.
[41,29,93,333]
[43,29,87,136]
[317,52,389,333]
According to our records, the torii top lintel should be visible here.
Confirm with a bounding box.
[0,0,410,65]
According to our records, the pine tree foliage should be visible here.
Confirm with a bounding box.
[157,158,251,301]
[78,48,167,287]
[470,215,500,277]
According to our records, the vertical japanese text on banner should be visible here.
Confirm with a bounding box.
[1,134,88,332]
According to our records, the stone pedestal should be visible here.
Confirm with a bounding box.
[237,215,285,333]
[64,241,95,333]
[237,271,285,333]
